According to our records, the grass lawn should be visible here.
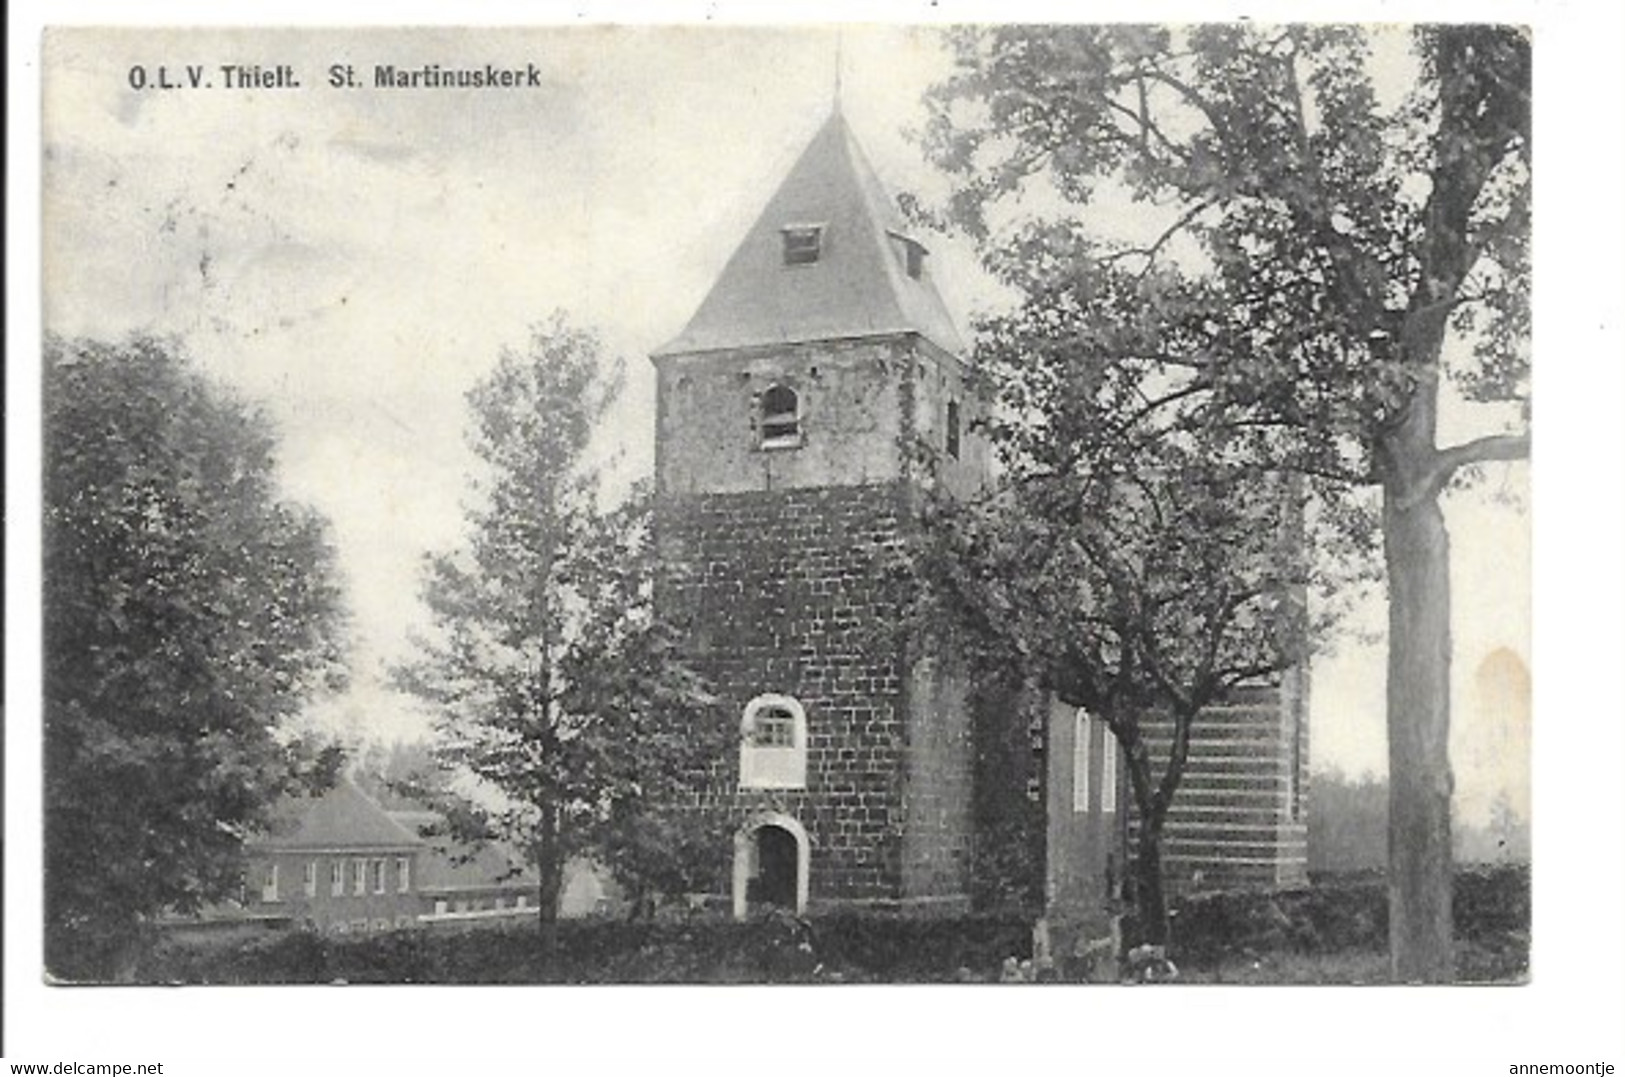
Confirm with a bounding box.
[1182,949,1391,984]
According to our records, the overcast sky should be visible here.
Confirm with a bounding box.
[41,25,1529,821]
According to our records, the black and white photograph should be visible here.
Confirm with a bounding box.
[7,7,1624,1075]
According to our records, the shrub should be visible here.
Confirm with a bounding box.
[1168,867,1527,980]
[134,909,1032,985]
[130,868,1526,984]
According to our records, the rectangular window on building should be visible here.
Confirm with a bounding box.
[946,399,961,460]
[331,861,344,897]
[1073,711,1091,813]
[515,895,528,909]
[303,860,317,898]
[371,859,386,894]
[434,899,449,916]
[396,856,411,893]
[1101,735,1118,814]
[352,858,367,896]
[261,862,280,903]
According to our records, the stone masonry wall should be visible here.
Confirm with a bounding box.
[659,483,916,902]
[653,332,984,907]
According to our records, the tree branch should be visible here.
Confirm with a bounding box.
[1101,95,1193,164]
[1430,431,1530,488]
[1133,66,1227,134]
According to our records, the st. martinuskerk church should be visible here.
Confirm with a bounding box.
[648,105,1310,947]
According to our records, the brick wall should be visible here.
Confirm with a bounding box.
[654,333,985,908]
[659,483,912,902]
[1129,680,1310,892]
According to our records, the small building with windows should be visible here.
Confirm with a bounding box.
[227,774,561,934]
[236,774,426,933]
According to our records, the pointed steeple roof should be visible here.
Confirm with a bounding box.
[654,109,964,358]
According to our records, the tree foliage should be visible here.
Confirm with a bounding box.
[916,406,1318,944]
[44,335,347,978]
[393,316,726,941]
[351,738,444,809]
[919,24,1529,979]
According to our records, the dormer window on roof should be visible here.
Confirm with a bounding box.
[650,110,965,357]
[782,224,823,266]
[888,231,927,280]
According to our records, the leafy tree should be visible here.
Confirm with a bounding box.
[393,316,724,946]
[919,24,1528,981]
[916,414,1318,947]
[44,335,347,979]
[592,806,729,920]
[351,738,444,810]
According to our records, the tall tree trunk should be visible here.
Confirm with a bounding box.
[535,805,564,954]
[1373,22,1532,982]
[1134,812,1171,948]
[1119,708,1178,952]
[1382,473,1455,982]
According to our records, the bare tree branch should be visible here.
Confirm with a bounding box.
[1430,431,1530,488]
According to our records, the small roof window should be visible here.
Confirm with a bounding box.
[905,241,926,280]
[782,224,823,266]
[888,231,928,280]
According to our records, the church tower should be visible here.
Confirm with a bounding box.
[651,109,987,915]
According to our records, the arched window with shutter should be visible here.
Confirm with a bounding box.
[760,385,801,449]
[740,694,807,789]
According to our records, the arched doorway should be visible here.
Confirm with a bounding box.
[731,813,810,919]
[751,825,797,907]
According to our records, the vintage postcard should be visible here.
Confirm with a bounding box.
[12,12,1619,1075]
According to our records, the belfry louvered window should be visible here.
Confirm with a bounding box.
[760,385,801,448]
